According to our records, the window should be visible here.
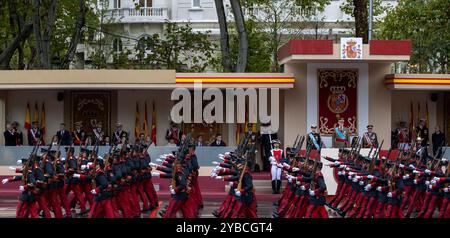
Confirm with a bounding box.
[137,35,152,51]
[113,38,122,52]
[139,0,152,8]
[192,0,201,8]
[113,0,121,9]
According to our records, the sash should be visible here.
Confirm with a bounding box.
[114,131,121,142]
[309,133,320,150]
[30,129,37,140]
[335,127,347,142]
[73,131,81,144]
[363,132,372,146]
[93,129,102,141]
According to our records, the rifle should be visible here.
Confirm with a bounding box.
[369,140,383,173]
[23,141,40,186]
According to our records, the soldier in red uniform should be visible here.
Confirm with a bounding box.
[269,139,284,194]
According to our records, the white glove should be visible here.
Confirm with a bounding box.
[16,160,23,165]
[149,162,157,167]
[413,179,418,184]
[399,164,405,168]
[334,161,341,166]
[210,172,217,177]
[81,165,87,170]
[409,164,416,170]
[169,185,173,190]
[428,185,433,189]
[2,178,8,184]
[60,157,66,162]
[235,189,241,197]
[292,167,300,172]
[412,170,420,174]
[8,166,16,171]
[431,180,436,185]
[441,158,448,162]
[301,185,306,190]
[339,165,345,169]
[296,181,301,185]
[282,163,289,168]
[387,192,393,198]
[432,177,440,181]
[364,184,372,191]
[91,189,97,195]
[212,161,219,165]
[425,169,431,175]
[224,152,231,156]
[376,186,382,192]
[156,158,163,162]
[151,172,160,178]
[349,172,355,176]
[228,182,234,187]
[18,185,25,192]
[215,176,223,180]
[170,189,176,195]
[367,175,374,179]
[348,176,352,180]
[87,162,93,166]
[73,173,81,178]
[288,177,293,183]
[444,187,449,193]
[218,154,224,158]
[345,167,350,171]
[403,174,410,180]
[355,176,361,180]
[309,190,315,196]
[352,178,358,183]
[338,171,343,176]
[359,181,364,186]
[425,180,430,186]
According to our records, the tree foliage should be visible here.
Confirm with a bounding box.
[379,0,450,73]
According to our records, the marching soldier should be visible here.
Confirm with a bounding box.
[362,124,379,148]
[332,118,350,148]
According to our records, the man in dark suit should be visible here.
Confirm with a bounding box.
[4,123,16,146]
[210,133,226,146]
[56,123,72,146]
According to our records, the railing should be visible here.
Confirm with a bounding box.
[106,7,168,21]
[0,146,236,166]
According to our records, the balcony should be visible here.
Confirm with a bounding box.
[106,7,169,23]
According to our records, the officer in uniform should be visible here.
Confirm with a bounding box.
[269,139,284,194]
[112,122,128,145]
[416,119,429,147]
[92,121,105,144]
[72,121,85,145]
[332,118,350,148]
[362,124,379,148]
[27,121,42,146]
[307,124,323,152]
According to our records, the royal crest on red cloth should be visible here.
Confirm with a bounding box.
[318,69,358,135]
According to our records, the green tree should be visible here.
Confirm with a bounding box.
[379,0,450,73]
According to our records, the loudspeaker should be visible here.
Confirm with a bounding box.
[57,92,64,101]
[431,93,438,102]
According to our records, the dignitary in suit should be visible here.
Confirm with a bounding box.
[56,123,72,146]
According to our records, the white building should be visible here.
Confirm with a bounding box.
[76,0,398,67]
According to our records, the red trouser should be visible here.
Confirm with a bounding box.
[46,188,63,218]
[89,199,115,218]
[115,189,133,218]
[332,183,350,207]
[374,201,386,218]
[278,183,291,205]
[400,186,413,210]
[406,189,425,216]
[277,191,294,216]
[36,192,52,218]
[110,197,122,218]
[143,178,159,207]
[79,183,94,207]
[418,192,439,218]
[438,197,449,218]
[305,204,329,218]
[137,181,150,210]
[16,201,39,218]
[342,190,360,212]
[163,198,194,218]
[66,184,87,213]
[294,195,309,218]
[57,186,71,216]
[231,200,257,218]
[284,195,301,218]
[385,204,404,218]
[192,178,203,207]
[339,188,356,210]
[347,192,365,217]
[184,194,199,218]
[217,194,233,217]
[223,197,237,218]
[363,197,377,218]
[330,180,343,205]
[356,195,371,218]
[129,184,141,216]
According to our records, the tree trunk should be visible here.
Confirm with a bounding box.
[229,0,248,72]
[0,24,33,69]
[214,0,233,72]
[353,0,369,44]
[32,0,57,69]
[60,0,86,69]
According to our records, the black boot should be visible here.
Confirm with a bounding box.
[271,180,276,194]
[276,180,282,194]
